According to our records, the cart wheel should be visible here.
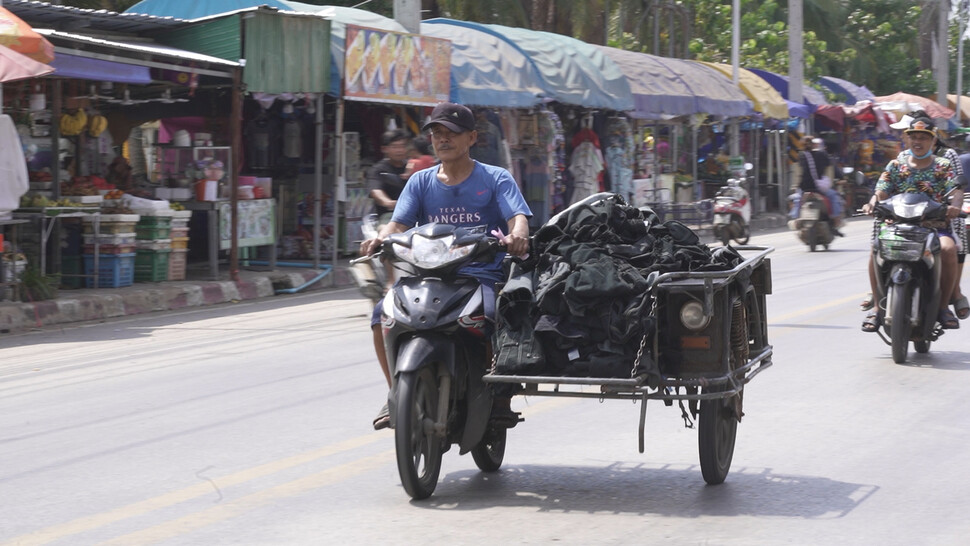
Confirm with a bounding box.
[471,427,506,472]
[698,387,738,485]
[395,368,442,500]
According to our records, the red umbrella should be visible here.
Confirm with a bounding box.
[0,44,53,83]
[874,91,955,120]
[0,7,54,64]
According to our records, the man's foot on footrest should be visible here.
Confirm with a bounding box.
[373,402,390,430]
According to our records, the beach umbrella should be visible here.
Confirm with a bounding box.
[0,7,54,64]
[0,44,53,83]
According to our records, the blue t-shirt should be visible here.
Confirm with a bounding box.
[391,160,532,283]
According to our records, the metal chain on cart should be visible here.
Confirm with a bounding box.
[630,295,658,379]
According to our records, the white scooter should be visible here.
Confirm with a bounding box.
[712,177,751,246]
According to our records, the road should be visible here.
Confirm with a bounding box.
[2,217,970,545]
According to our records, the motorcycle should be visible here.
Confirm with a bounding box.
[712,178,751,246]
[362,223,508,500]
[836,167,874,215]
[871,192,956,363]
[349,214,389,304]
[792,192,836,252]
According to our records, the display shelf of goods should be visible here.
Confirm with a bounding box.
[168,249,187,281]
[134,249,170,282]
[64,195,104,204]
[83,253,135,288]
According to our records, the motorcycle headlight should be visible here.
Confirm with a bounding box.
[679,301,711,331]
[393,234,475,269]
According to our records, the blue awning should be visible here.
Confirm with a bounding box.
[596,46,752,118]
[421,20,546,108]
[50,53,152,84]
[746,68,828,108]
[817,76,875,105]
[126,0,292,18]
[424,19,632,111]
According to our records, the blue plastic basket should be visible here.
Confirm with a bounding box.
[83,253,135,288]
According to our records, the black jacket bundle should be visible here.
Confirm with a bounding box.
[493,195,741,381]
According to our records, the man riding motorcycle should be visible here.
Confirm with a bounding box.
[861,117,965,332]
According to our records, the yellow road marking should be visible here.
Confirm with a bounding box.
[768,292,867,323]
[1,434,384,546]
[99,450,394,546]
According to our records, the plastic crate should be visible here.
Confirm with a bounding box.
[170,226,189,238]
[135,239,172,251]
[83,243,136,255]
[168,249,187,280]
[134,249,170,282]
[171,210,192,229]
[83,253,135,288]
[136,215,172,240]
[171,237,189,250]
[84,222,137,235]
[84,232,136,246]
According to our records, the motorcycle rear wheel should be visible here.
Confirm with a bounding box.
[890,283,912,364]
[395,368,443,500]
[470,427,507,472]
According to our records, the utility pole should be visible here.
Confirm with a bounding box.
[956,0,968,125]
[788,0,803,105]
[730,0,740,158]
[393,0,420,34]
[936,0,949,112]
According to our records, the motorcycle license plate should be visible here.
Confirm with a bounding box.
[801,208,820,220]
[714,214,731,224]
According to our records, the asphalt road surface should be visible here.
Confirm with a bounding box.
[2,216,970,545]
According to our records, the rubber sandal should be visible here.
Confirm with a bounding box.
[860,293,874,311]
[861,310,881,333]
[373,402,390,430]
[952,295,970,320]
[939,309,960,330]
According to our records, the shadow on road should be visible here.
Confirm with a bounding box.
[893,350,970,371]
[422,463,877,519]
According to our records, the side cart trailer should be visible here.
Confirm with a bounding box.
[485,244,773,485]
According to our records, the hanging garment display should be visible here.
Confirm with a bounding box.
[568,127,604,204]
[603,117,634,201]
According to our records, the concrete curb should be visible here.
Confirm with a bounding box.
[0,269,332,333]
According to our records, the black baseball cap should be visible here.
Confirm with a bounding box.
[905,117,937,136]
[422,102,476,133]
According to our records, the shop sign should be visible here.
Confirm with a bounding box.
[729,156,746,178]
[343,24,450,106]
[219,199,276,250]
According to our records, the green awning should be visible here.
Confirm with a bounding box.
[153,10,330,93]
[243,11,330,93]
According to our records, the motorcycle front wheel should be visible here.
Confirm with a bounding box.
[734,221,750,245]
[395,368,443,500]
[470,427,507,472]
[890,283,912,364]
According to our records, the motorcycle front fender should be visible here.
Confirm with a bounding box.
[388,334,455,431]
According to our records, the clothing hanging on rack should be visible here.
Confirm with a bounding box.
[568,127,604,204]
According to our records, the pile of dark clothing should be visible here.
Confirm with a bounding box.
[494,195,741,382]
